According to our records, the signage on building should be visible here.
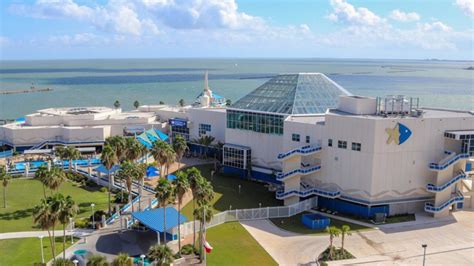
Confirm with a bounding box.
[169,118,187,127]
[386,122,412,145]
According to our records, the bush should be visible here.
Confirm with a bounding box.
[85,180,98,188]
[114,191,135,204]
[52,258,74,266]
[74,217,89,229]
[180,244,198,255]
[91,210,108,223]
[66,172,88,183]
[99,187,108,193]
[319,247,355,262]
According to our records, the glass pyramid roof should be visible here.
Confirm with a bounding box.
[231,73,351,115]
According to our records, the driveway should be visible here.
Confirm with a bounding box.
[241,211,474,266]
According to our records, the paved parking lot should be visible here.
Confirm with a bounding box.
[241,211,474,266]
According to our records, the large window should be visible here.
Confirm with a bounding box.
[338,140,347,149]
[227,109,284,135]
[328,139,333,147]
[351,142,361,151]
[199,123,212,136]
[292,134,300,142]
[223,145,251,170]
[171,126,190,141]
[306,136,310,144]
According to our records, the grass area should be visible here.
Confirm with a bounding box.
[269,212,371,235]
[0,236,76,266]
[385,213,416,224]
[206,222,277,266]
[180,164,280,220]
[0,178,112,233]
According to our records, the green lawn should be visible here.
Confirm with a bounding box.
[0,236,76,266]
[0,178,112,233]
[270,212,371,235]
[206,222,277,266]
[180,164,281,220]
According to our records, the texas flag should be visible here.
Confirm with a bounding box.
[204,238,213,253]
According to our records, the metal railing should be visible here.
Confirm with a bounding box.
[424,192,464,213]
[429,153,470,171]
[277,145,321,160]
[276,185,340,200]
[426,171,467,192]
[276,165,321,181]
[0,150,13,158]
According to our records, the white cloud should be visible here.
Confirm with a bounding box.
[389,9,420,22]
[419,21,452,32]
[455,0,474,17]
[327,0,383,26]
[0,36,11,47]
[47,33,101,46]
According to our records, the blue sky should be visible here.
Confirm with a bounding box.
[0,0,473,60]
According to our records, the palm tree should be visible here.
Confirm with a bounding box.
[164,147,176,176]
[55,146,81,172]
[326,226,341,260]
[105,136,126,163]
[112,252,133,266]
[173,171,189,255]
[194,135,215,158]
[341,225,352,255]
[35,165,49,198]
[58,195,78,260]
[135,163,146,211]
[133,100,140,109]
[151,141,170,178]
[194,203,213,262]
[33,195,63,262]
[148,244,174,266]
[0,166,11,208]
[186,167,202,250]
[125,137,144,162]
[155,178,175,244]
[46,166,66,192]
[87,254,109,266]
[114,100,121,109]
[172,135,187,169]
[178,99,185,107]
[116,161,137,211]
[101,145,117,214]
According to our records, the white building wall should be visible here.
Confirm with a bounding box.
[188,108,226,142]
[283,118,324,151]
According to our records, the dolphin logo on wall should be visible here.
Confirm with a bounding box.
[386,123,412,145]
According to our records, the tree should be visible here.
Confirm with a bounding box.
[101,145,117,214]
[172,135,188,170]
[186,167,203,250]
[105,136,126,163]
[55,146,81,172]
[114,100,121,109]
[35,165,49,198]
[45,166,66,192]
[87,254,109,266]
[151,141,171,178]
[135,163,146,211]
[164,147,176,176]
[133,100,140,109]
[33,194,63,262]
[124,137,145,162]
[116,161,138,211]
[193,135,215,158]
[173,171,190,255]
[226,99,232,106]
[112,253,133,266]
[148,244,174,266]
[0,166,11,208]
[341,225,352,255]
[194,203,213,262]
[159,101,165,105]
[57,195,78,260]
[178,99,185,107]
[155,178,175,244]
[326,226,341,260]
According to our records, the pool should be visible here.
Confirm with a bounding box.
[301,213,330,230]
[73,249,89,256]
[14,158,101,170]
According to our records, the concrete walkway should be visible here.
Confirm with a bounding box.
[0,229,93,240]
[241,211,474,266]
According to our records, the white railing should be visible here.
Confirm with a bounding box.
[179,197,317,237]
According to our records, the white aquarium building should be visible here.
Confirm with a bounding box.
[2,72,473,219]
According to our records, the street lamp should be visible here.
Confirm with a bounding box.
[259,203,262,208]
[140,254,146,265]
[238,184,241,194]
[38,236,44,264]
[73,259,79,266]
[70,217,74,244]
[422,244,427,266]
[91,203,95,229]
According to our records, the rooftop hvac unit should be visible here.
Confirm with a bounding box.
[381,95,410,114]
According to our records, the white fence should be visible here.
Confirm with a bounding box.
[179,197,317,237]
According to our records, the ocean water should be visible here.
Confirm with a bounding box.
[0,58,473,119]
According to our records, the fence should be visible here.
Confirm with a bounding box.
[179,197,317,237]
[0,150,13,158]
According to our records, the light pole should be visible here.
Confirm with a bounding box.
[91,203,95,229]
[238,184,241,194]
[38,236,44,264]
[422,244,427,266]
[259,203,262,208]
[73,259,79,266]
[70,217,74,244]
[140,254,146,265]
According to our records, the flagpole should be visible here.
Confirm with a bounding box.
[203,206,206,265]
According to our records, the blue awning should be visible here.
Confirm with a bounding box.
[131,207,187,232]
[94,164,120,174]
[146,166,160,178]
[167,174,176,181]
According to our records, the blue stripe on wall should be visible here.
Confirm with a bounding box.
[318,197,389,219]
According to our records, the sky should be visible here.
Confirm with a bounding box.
[0,0,473,60]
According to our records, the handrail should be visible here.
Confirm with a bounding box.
[120,195,141,214]
[424,192,464,213]
[276,165,321,181]
[277,145,321,160]
[29,140,104,150]
[426,171,467,192]
[276,185,340,200]
[429,153,469,171]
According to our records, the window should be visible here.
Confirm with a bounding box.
[306,136,310,144]
[351,142,361,151]
[328,139,333,147]
[292,134,300,142]
[171,126,190,141]
[227,110,284,135]
[338,140,347,149]
[223,145,251,170]
[199,123,212,136]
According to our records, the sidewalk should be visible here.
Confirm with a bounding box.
[0,229,93,240]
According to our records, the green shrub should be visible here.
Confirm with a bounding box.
[99,187,108,193]
[180,244,198,255]
[74,218,89,229]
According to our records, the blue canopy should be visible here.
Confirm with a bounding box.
[167,174,177,181]
[131,207,187,232]
[136,128,169,150]
[146,166,160,178]
[94,164,120,174]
